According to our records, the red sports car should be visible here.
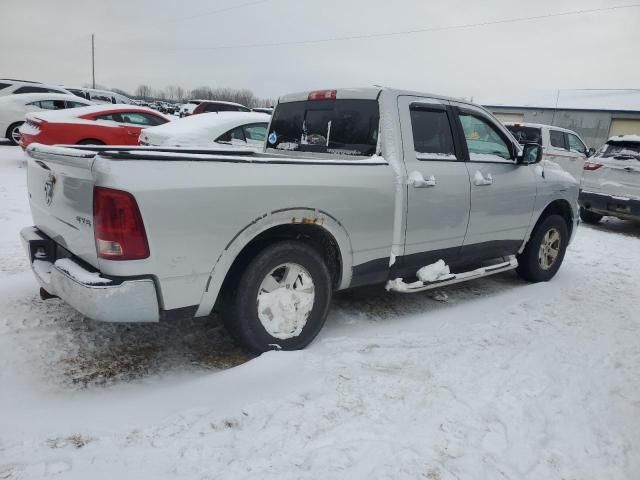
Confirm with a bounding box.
[19,105,170,149]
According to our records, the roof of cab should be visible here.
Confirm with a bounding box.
[278,86,477,106]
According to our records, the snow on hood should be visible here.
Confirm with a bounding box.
[139,111,270,147]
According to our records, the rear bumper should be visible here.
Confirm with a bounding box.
[579,190,640,220]
[21,226,159,322]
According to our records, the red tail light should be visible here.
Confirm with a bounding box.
[584,161,603,171]
[93,187,149,260]
[308,90,337,101]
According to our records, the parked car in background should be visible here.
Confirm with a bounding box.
[191,100,251,115]
[252,107,274,115]
[179,101,201,117]
[0,93,92,145]
[579,134,640,224]
[139,111,269,149]
[504,122,594,181]
[0,79,72,98]
[19,104,170,149]
[21,87,578,353]
[65,87,136,105]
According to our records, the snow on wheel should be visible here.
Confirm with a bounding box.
[223,241,332,353]
[257,262,315,340]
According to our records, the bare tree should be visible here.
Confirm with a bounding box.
[135,84,152,100]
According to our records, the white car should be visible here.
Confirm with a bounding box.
[64,87,136,105]
[579,134,640,224]
[139,111,270,150]
[0,79,71,98]
[0,93,92,145]
[504,122,594,182]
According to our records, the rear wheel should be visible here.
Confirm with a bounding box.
[77,139,105,145]
[579,207,603,224]
[516,214,568,282]
[222,241,332,353]
[6,122,24,146]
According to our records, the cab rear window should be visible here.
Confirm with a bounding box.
[267,99,379,156]
[505,125,542,145]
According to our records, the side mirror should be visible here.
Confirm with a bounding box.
[586,147,596,158]
[517,142,543,164]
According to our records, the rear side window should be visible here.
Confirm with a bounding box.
[550,130,568,150]
[409,106,456,160]
[120,112,167,126]
[95,113,122,122]
[505,125,542,145]
[65,101,89,108]
[268,99,379,156]
[0,82,10,90]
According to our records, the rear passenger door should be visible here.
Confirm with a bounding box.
[398,96,471,273]
[451,103,537,262]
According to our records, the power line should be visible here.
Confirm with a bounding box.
[157,0,274,25]
[143,3,640,52]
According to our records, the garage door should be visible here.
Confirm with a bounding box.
[609,118,640,137]
[493,112,524,124]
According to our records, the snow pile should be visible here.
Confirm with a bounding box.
[417,259,451,282]
[54,258,112,285]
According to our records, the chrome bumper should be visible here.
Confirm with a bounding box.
[21,227,159,323]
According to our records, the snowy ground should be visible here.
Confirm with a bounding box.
[1,143,639,479]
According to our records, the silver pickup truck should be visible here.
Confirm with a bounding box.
[22,87,579,352]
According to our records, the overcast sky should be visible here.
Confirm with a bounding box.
[1,0,639,102]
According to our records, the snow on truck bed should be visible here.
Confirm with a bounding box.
[0,145,639,479]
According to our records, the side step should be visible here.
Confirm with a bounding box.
[387,256,518,293]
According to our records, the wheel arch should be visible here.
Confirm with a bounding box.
[521,198,575,253]
[194,208,353,317]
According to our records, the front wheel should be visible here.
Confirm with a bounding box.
[516,214,569,282]
[222,241,332,353]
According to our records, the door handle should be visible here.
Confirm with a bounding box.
[408,171,436,188]
[474,171,493,186]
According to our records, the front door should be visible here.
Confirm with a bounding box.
[398,96,471,275]
[451,103,537,263]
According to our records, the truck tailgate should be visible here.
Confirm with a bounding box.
[25,144,99,267]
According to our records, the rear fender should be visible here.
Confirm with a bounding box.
[194,208,353,317]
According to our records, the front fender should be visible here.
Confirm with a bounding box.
[194,207,354,317]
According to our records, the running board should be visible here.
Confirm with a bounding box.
[387,256,518,293]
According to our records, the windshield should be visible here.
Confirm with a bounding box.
[267,99,379,156]
[505,125,542,145]
[601,142,640,159]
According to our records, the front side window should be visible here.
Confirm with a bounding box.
[217,127,246,143]
[0,82,10,90]
[459,113,511,161]
[120,112,166,126]
[94,113,121,122]
[267,99,379,156]
[66,101,89,108]
[31,100,66,110]
[243,123,267,142]
[550,130,568,150]
[567,133,586,154]
[409,107,456,160]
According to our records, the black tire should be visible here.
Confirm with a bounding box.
[516,214,569,282]
[6,122,24,146]
[222,241,332,353]
[77,139,105,145]
[579,207,603,224]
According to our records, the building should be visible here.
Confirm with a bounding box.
[483,89,640,149]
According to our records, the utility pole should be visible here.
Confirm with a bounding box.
[91,34,95,89]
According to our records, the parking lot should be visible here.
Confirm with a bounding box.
[1,142,639,478]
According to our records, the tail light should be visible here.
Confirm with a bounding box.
[308,90,337,101]
[93,187,149,260]
[584,161,603,171]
